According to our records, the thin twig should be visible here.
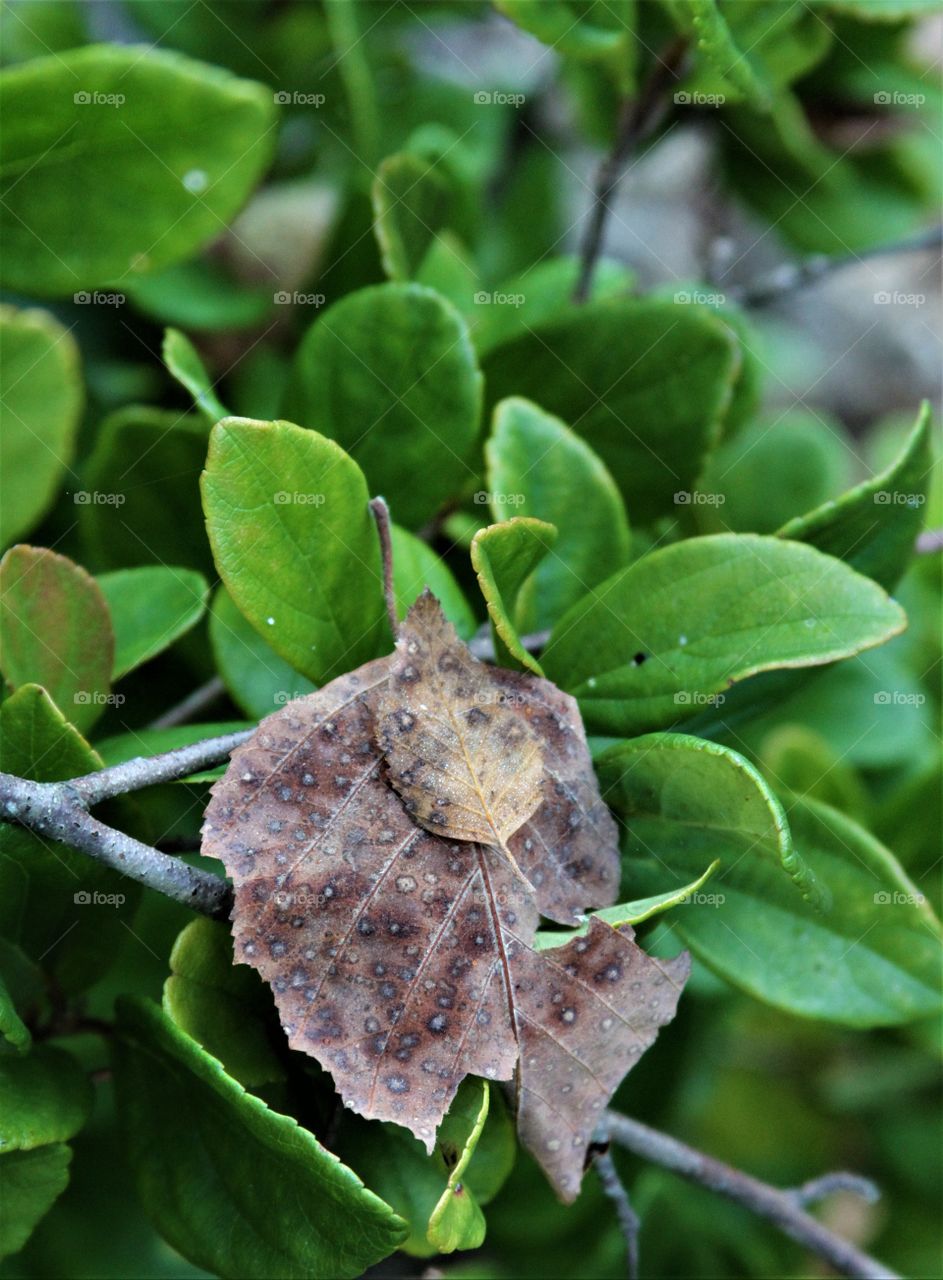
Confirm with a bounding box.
[573,39,689,304]
[468,625,551,662]
[786,1171,880,1208]
[593,1145,641,1279]
[728,223,942,309]
[370,496,399,635]
[601,1113,897,1280]
[0,771,233,918]
[70,729,253,805]
[149,675,227,730]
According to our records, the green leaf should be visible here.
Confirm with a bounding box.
[0,938,44,1054]
[675,0,772,109]
[209,586,317,719]
[283,283,483,529]
[481,300,739,523]
[0,973,30,1053]
[0,45,276,295]
[626,787,943,1026]
[337,1080,515,1258]
[495,1,636,89]
[485,397,630,630]
[372,152,453,281]
[542,534,906,735]
[112,996,407,1279]
[0,545,113,731]
[0,1145,72,1262]
[80,406,212,573]
[599,733,824,905]
[756,725,868,819]
[0,1046,92,1153]
[470,518,557,674]
[127,257,272,332]
[698,410,854,535]
[534,861,720,951]
[390,525,477,641]
[0,306,83,547]
[202,417,388,685]
[162,329,228,423]
[778,402,934,588]
[97,566,208,680]
[427,1082,489,1253]
[0,685,139,993]
[163,919,284,1089]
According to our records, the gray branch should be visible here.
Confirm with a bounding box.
[601,1112,897,1280]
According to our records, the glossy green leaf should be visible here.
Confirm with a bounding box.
[0,1144,72,1261]
[0,1046,92,1153]
[162,329,228,423]
[427,1082,489,1253]
[0,974,30,1053]
[698,410,854,535]
[0,306,83,548]
[534,861,720,951]
[97,566,208,680]
[337,1080,515,1258]
[485,397,630,629]
[112,997,407,1279]
[778,402,934,588]
[0,546,113,731]
[0,45,276,295]
[390,525,477,641]
[0,685,138,993]
[542,534,906,735]
[163,919,284,1088]
[209,586,317,719]
[676,0,771,109]
[283,284,482,528]
[202,417,388,684]
[599,734,823,906]
[127,257,273,332]
[481,300,739,523]
[470,518,557,674]
[80,407,212,573]
[625,788,943,1026]
[372,152,453,281]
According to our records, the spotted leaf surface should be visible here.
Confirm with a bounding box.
[203,596,686,1201]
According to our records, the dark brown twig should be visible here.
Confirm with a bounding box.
[573,39,689,304]
[149,675,227,729]
[370,496,399,635]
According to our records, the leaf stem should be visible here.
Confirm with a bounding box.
[149,675,227,729]
[600,1112,897,1280]
[369,496,399,636]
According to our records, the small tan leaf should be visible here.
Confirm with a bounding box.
[202,592,687,1202]
[376,590,545,850]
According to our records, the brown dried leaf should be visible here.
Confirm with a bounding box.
[202,594,688,1201]
[378,591,621,925]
